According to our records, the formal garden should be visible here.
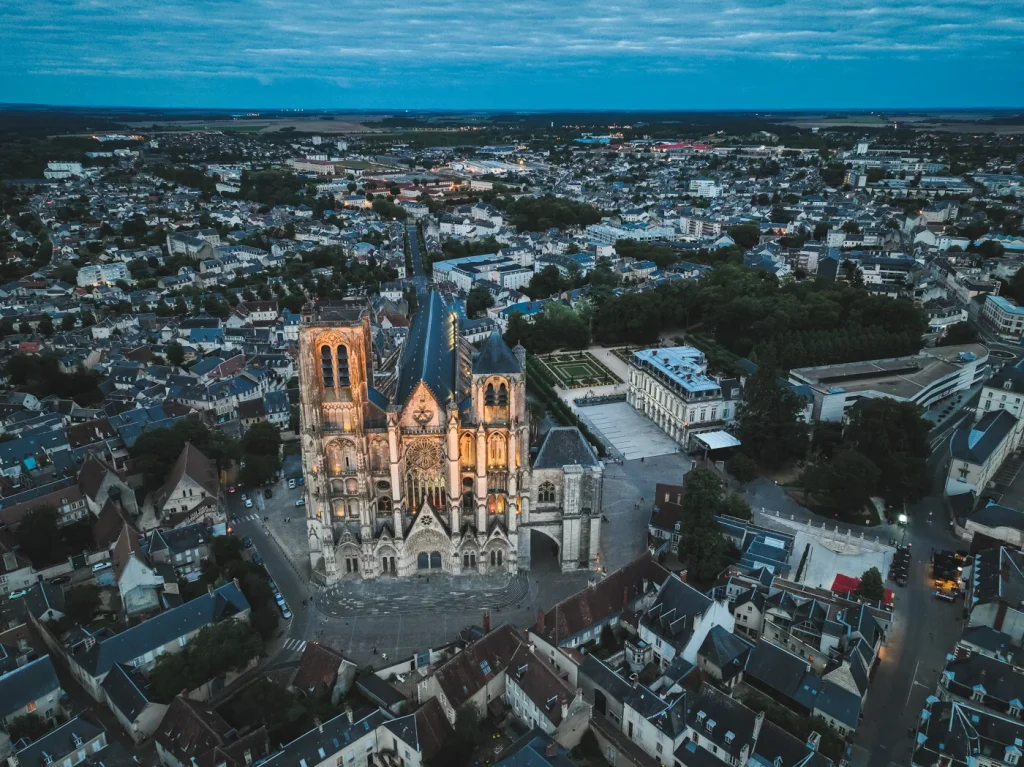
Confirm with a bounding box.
[533,351,622,389]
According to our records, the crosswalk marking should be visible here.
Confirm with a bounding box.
[283,639,307,653]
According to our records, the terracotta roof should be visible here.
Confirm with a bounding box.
[535,553,670,646]
[66,418,117,448]
[156,697,235,767]
[159,442,219,506]
[112,522,145,581]
[78,453,112,501]
[93,498,133,549]
[433,624,525,711]
[291,641,345,693]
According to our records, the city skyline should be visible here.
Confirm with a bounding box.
[2,0,1024,109]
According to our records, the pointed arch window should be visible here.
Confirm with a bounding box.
[336,345,350,387]
[320,345,334,388]
[485,383,496,406]
[538,481,556,503]
[497,383,509,407]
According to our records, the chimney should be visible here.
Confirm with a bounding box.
[560,697,568,721]
[233,577,240,590]
[753,710,765,740]
[207,584,215,597]
[545,742,558,758]
[244,751,252,766]
[482,611,490,633]
[807,732,821,752]
[535,609,545,633]
[344,707,353,725]
[642,578,649,594]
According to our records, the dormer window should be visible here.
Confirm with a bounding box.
[1006,381,1013,391]
[696,710,706,724]
[725,731,735,745]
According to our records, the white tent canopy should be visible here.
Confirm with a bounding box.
[692,431,741,451]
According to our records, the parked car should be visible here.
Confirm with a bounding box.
[280,604,292,620]
[242,537,253,549]
[275,593,286,606]
[253,551,263,565]
[50,576,71,586]
[288,478,296,490]
[7,590,27,599]
[228,485,237,494]
[298,476,304,485]
[92,562,112,572]
[240,492,248,501]
[245,498,253,509]
[268,579,279,594]
[295,498,305,507]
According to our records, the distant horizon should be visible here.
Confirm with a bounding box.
[2,103,1024,116]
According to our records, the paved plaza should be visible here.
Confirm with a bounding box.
[577,401,681,460]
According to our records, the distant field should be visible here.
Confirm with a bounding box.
[123,117,384,134]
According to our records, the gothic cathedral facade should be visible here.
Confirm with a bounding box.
[297,294,603,583]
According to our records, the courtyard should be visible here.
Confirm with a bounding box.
[577,401,681,460]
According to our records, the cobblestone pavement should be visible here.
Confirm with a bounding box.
[314,572,531,617]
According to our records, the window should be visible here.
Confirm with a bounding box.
[336,345,350,387]
[26,701,37,713]
[656,743,663,754]
[321,345,334,388]
[538,482,556,503]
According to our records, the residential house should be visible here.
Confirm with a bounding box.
[638,574,735,669]
[153,442,221,526]
[111,524,165,616]
[101,662,168,744]
[155,696,270,767]
[8,715,107,767]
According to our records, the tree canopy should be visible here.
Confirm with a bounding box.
[149,619,263,702]
[735,365,809,470]
[844,399,931,506]
[856,567,885,603]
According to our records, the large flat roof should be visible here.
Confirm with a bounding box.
[789,343,988,400]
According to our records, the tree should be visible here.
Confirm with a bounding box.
[720,492,752,520]
[80,310,96,327]
[16,506,64,566]
[466,285,495,318]
[805,449,879,516]
[149,619,263,702]
[18,321,30,335]
[60,313,77,331]
[166,341,185,367]
[856,567,885,603]
[38,315,53,337]
[682,469,724,517]
[735,366,808,470]
[524,265,566,299]
[725,453,758,483]
[7,713,50,742]
[64,585,101,625]
[681,521,726,582]
[845,399,930,506]
[728,223,761,249]
[938,322,979,346]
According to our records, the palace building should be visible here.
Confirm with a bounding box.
[297,294,603,583]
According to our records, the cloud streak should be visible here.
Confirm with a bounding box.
[1,0,1023,107]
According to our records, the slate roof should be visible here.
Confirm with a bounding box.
[743,639,811,701]
[355,673,406,709]
[698,625,752,679]
[753,719,834,767]
[814,681,862,730]
[381,698,452,762]
[0,655,60,719]
[686,683,757,761]
[495,727,576,767]
[533,427,599,470]
[159,441,219,502]
[71,583,248,677]
[101,662,152,722]
[641,574,713,650]
[472,331,521,375]
[508,658,573,726]
[950,409,1018,465]
[262,707,388,767]
[395,291,458,407]
[14,715,105,767]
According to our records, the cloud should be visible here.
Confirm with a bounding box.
[1,0,1023,106]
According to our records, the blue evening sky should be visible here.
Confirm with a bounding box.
[2,0,1023,110]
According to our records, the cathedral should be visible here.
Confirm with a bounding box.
[297,294,603,583]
